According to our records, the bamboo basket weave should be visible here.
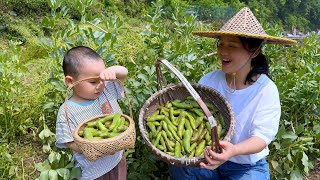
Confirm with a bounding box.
[138,59,235,167]
[65,77,136,161]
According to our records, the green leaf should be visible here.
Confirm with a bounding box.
[50,79,66,92]
[65,161,75,169]
[48,170,58,180]
[39,170,49,180]
[290,169,303,180]
[70,167,82,179]
[56,168,69,179]
[282,133,298,140]
[35,160,51,172]
[48,152,56,164]
[271,160,282,174]
[9,166,17,176]
[273,142,281,150]
[301,152,309,173]
[42,102,55,111]
[185,62,193,69]
[137,74,148,82]
[39,128,55,140]
[287,152,292,162]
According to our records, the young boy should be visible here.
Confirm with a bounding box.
[55,46,128,180]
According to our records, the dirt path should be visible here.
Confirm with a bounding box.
[307,159,320,180]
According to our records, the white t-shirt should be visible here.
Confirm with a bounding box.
[56,81,124,179]
[199,70,281,164]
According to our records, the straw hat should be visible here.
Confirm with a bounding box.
[193,7,296,45]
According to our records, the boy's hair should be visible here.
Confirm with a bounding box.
[63,46,102,77]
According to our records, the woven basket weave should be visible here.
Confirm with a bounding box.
[65,77,136,161]
[138,59,235,166]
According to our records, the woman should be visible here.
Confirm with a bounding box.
[169,7,296,180]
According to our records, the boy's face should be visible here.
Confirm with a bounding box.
[68,59,106,103]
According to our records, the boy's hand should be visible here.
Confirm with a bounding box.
[67,142,82,153]
[100,65,128,82]
[100,67,117,81]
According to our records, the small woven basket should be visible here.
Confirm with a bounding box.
[138,59,235,167]
[65,77,136,161]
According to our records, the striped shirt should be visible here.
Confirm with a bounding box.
[56,81,124,180]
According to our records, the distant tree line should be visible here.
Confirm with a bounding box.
[120,0,320,32]
[1,0,319,32]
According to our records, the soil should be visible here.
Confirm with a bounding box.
[307,159,320,180]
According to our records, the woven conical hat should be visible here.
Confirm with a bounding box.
[193,7,296,45]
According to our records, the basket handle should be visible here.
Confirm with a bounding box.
[64,76,133,135]
[155,59,222,153]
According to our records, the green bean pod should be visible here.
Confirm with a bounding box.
[183,129,192,153]
[109,113,121,131]
[157,145,165,151]
[147,122,157,138]
[153,133,162,147]
[197,129,208,143]
[195,116,204,129]
[165,102,173,108]
[195,140,206,157]
[162,121,174,140]
[99,114,116,124]
[160,136,167,152]
[168,124,180,141]
[185,112,196,130]
[97,120,107,131]
[190,142,197,152]
[174,141,182,157]
[162,131,174,152]
[164,117,177,131]
[177,112,186,139]
[84,128,93,139]
[147,115,166,122]
[161,131,175,152]
[191,108,205,117]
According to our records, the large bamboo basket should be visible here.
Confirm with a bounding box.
[138,59,235,167]
[65,77,136,161]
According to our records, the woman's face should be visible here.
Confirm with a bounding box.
[217,35,253,75]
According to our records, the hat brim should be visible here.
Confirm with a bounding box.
[193,31,297,45]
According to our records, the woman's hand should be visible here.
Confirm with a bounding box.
[199,141,237,170]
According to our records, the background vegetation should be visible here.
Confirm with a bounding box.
[0,0,319,179]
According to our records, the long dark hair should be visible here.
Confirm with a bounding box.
[239,37,270,84]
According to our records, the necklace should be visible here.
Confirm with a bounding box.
[228,72,237,93]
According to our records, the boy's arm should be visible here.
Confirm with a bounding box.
[100,65,128,82]
[66,142,82,153]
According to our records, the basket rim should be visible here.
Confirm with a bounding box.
[73,113,135,144]
[138,82,235,164]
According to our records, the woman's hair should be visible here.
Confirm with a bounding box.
[62,46,102,77]
[239,37,270,84]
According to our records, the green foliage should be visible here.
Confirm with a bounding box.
[36,125,81,180]
[0,144,18,179]
[1,0,49,17]
[265,25,320,178]
[0,42,29,142]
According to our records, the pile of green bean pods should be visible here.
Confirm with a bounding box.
[78,113,129,140]
[147,96,226,158]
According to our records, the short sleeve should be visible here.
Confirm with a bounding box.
[55,105,75,148]
[250,82,281,145]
